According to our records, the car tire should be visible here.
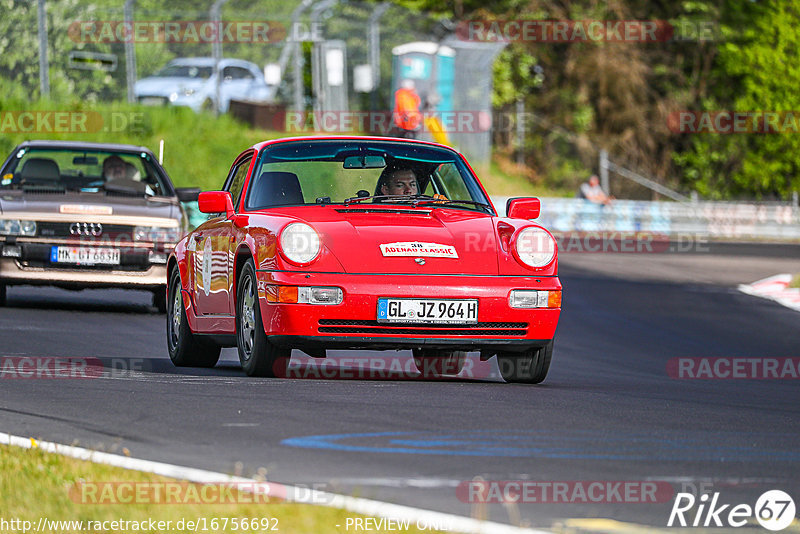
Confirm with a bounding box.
[166,268,220,368]
[0,283,6,306]
[236,259,290,377]
[496,340,553,384]
[152,287,167,314]
[412,349,466,378]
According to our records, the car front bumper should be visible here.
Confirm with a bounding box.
[0,242,167,290]
[255,270,561,353]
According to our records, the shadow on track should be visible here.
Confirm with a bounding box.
[3,286,158,315]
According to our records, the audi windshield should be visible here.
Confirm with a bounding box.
[1,147,173,197]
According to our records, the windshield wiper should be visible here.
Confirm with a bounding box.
[414,198,493,213]
[343,194,434,205]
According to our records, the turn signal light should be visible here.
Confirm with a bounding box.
[278,286,299,303]
[509,289,562,309]
[266,285,343,305]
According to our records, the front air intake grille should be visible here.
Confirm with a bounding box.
[317,319,528,336]
[36,222,136,239]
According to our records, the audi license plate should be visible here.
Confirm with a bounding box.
[51,246,120,265]
[377,298,478,324]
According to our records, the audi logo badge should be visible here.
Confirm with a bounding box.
[70,222,103,237]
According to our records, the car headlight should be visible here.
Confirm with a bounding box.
[279,222,320,265]
[512,226,556,268]
[169,92,179,102]
[134,226,180,243]
[0,219,36,236]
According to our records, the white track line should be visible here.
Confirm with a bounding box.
[1,431,549,534]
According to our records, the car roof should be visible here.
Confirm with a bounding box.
[250,136,461,154]
[14,140,156,155]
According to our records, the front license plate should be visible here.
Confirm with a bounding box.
[377,298,478,324]
[51,246,121,265]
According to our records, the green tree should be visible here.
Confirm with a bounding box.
[674,1,800,199]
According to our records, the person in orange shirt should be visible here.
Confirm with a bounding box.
[393,79,422,138]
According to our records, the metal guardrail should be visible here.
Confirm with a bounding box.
[181,197,800,241]
[493,197,800,241]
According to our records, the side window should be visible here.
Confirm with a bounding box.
[224,67,253,81]
[236,67,255,80]
[224,155,253,211]
[434,163,470,199]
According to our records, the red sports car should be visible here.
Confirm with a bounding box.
[166,137,561,383]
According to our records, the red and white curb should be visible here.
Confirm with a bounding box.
[0,431,549,534]
[738,274,800,312]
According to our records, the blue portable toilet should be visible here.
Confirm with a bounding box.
[391,42,455,115]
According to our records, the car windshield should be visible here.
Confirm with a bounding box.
[0,147,171,197]
[246,140,493,213]
[154,65,213,79]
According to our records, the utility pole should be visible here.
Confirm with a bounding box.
[516,98,524,165]
[210,0,230,116]
[124,0,137,103]
[599,149,609,195]
[368,3,390,112]
[37,0,50,98]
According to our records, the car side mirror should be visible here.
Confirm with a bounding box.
[198,191,234,218]
[506,197,541,219]
[176,187,201,202]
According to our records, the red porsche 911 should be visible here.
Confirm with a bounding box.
[166,137,561,383]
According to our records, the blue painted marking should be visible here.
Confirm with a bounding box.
[281,430,800,461]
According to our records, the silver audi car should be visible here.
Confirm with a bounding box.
[0,140,198,311]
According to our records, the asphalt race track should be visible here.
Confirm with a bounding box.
[2,247,799,530]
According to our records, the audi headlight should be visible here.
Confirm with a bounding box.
[0,219,36,236]
[134,226,180,243]
[512,226,556,268]
[279,222,320,265]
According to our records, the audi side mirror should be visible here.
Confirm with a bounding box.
[176,187,201,202]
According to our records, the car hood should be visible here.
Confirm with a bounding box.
[0,191,179,225]
[296,207,500,275]
[134,77,208,97]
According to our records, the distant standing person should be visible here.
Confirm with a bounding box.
[393,79,421,139]
[580,174,613,205]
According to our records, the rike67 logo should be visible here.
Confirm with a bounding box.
[668,490,796,531]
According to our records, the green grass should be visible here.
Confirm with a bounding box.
[481,154,575,198]
[0,443,437,533]
[0,98,283,192]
